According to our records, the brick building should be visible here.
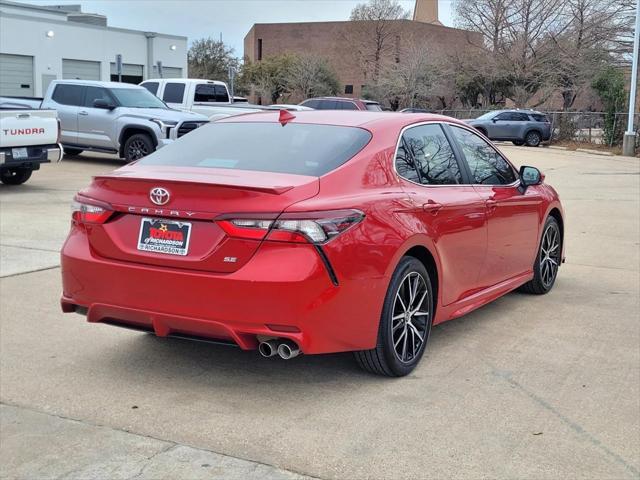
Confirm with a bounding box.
[244,0,478,102]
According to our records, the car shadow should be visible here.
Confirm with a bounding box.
[98,293,521,387]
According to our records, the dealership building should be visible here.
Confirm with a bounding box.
[0,0,187,97]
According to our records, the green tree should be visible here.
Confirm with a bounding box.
[240,54,297,104]
[592,66,627,146]
[188,37,239,83]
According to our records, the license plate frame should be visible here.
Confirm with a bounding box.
[137,217,192,256]
[12,147,28,160]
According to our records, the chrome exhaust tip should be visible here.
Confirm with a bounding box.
[277,340,300,360]
[258,339,279,358]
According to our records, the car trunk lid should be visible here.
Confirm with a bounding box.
[79,165,319,273]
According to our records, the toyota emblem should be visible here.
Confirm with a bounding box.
[149,187,170,206]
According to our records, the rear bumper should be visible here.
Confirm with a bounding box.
[60,229,385,354]
[0,143,62,168]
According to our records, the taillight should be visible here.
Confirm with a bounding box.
[217,210,364,244]
[71,199,113,224]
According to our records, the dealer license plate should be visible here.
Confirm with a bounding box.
[137,218,192,256]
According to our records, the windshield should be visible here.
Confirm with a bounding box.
[139,122,372,176]
[475,111,498,120]
[365,103,383,112]
[110,88,168,109]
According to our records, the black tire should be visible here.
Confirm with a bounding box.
[355,256,434,377]
[519,216,561,294]
[63,148,83,156]
[512,140,525,146]
[123,133,154,162]
[0,168,32,185]
[525,130,542,147]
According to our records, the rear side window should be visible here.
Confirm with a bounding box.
[531,113,550,122]
[162,83,185,103]
[52,84,84,106]
[300,99,319,109]
[316,100,338,110]
[139,122,372,176]
[141,82,159,95]
[396,124,462,185]
[450,126,517,185]
[194,84,229,103]
[339,101,358,110]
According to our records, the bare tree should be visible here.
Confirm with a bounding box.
[286,55,340,102]
[347,0,411,83]
[188,37,238,83]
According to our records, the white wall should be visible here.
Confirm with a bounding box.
[0,10,187,96]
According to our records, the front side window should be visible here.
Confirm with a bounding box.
[162,82,185,103]
[450,126,517,185]
[395,124,462,185]
[84,86,114,108]
[52,84,84,106]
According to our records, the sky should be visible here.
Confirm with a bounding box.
[30,0,455,56]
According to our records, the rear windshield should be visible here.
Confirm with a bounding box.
[139,122,372,176]
[365,102,382,112]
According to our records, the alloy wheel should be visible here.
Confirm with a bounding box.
[391,272,430,363]
[540,223,560,288]
[128,140,149,160]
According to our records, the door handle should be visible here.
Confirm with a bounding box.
[422,201,442,215]
[79,111,88,116]
[485,199,498,212]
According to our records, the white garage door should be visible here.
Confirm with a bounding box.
[0,53,34,96]
[62,59,101,80]
[152,66,182,79]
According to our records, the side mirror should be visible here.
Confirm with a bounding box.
[93,99,115,110]
[519,165,542,191]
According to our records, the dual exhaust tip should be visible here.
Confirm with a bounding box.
[258,339,300,360]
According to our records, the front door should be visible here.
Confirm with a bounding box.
[395,123,488,306]
[448,125,542,287]
[78,86,117,149]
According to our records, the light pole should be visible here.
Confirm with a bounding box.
[623,0,640,156]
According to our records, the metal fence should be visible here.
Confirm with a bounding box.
[435,110,640,147]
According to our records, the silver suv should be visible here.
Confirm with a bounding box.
[41,80,208,161]
[466,110,552,147]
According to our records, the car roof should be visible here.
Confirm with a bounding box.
[144,78,227,86]
[217,110,467,131]
[303,97,380,104]
[53,79,142,89]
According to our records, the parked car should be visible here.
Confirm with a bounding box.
[299,97,383,111]
[0,107,62,185]
[140,78,265,121]
[399,108,432,113]
[3,80,209,162]
[266,104,314,111]
[465,109,552,147]
[60,111,564,377]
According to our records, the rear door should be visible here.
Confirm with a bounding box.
[448,125,542,286]
[77,86,117,149]
[395,123,487,306]
[49,83,85,144]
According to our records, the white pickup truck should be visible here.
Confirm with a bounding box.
[140,78,266,121]
[0,108,62,185]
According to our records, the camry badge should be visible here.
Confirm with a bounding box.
[150,187,170,206]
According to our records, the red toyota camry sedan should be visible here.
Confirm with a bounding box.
[61,111,564,376]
